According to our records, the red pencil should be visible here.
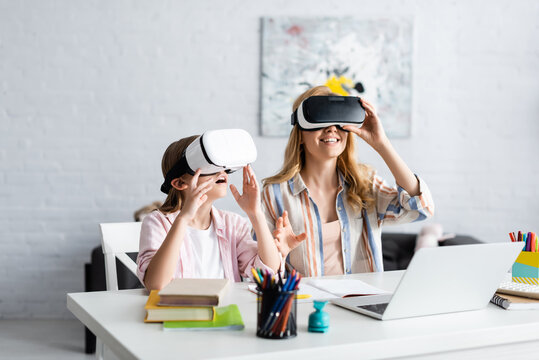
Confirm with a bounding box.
[509,233,516,242]
[277,295,295,336]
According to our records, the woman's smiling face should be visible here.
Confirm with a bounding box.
[301,125,348,161]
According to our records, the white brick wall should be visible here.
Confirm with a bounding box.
[1,0,538,318]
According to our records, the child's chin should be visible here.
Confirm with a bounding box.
[214,187,228,199]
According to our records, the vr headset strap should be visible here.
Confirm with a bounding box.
[291,109,298,126]
[160,155,191,194]
[160,135,218,194]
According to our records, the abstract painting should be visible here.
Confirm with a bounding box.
[260,17,413,137]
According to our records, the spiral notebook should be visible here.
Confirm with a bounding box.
[490,293,539,310]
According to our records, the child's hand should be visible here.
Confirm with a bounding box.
[273,210,307,258]
[342,98,389,152]
[179,169,215,222]
[230,165,261,217]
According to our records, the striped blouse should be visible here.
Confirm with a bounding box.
[261,172,434,276]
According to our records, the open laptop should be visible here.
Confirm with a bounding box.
[331,242,523,320]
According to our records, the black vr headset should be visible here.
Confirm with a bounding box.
[160,129,257,194]
[291,96,366,131]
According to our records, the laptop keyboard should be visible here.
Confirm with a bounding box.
[357,302,389,315]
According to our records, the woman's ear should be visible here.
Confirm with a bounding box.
[171,178,188,191]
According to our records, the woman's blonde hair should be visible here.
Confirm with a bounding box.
[159,135,199,214]
[263,85,374,213]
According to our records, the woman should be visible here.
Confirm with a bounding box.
[261,86,434,276]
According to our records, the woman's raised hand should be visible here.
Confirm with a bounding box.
[342,98,389,151]
[230,165,261,217]
[273,210,307,257]
[179,169,215,221]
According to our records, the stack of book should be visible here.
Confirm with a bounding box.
[144,278,244,330]
[144,290,216,322]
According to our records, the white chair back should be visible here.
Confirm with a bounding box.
[99,222,142,291]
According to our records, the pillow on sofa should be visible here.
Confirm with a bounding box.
[414,223,455,252]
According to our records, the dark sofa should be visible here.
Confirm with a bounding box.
[83,232,481,353]
[381,233,482,271]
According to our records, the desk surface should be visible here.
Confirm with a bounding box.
[67,271,539,360]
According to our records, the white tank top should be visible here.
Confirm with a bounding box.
[186,221,225,279]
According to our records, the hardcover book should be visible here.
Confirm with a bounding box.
[158,278,230,306]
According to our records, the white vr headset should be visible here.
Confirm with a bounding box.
[161,129,257,194]
[291,96,366,131]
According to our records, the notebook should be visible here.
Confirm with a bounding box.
[158,278,230,306]
[163,304,244,331]
[144,290,214,322]
[305,279,390,297]
[491,292,539,310]
[248,279,388,303]
[497,280,539,300]
[331,242,523,320]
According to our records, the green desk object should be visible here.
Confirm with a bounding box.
[308,300,329,333]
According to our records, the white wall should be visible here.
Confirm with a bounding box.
[1,0,538,318]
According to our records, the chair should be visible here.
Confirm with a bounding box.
[99,222,142,291]
[96,222,142,359]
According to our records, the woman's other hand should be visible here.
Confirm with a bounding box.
[273,210,307,257]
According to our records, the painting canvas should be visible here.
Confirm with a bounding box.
[260,17,413,137]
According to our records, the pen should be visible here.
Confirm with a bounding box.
[251,267,261,285]
[279,275,301,336]
[284,270,297,291]
[262,273,268,289]
[276,295,294,336]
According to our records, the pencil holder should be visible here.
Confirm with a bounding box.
[256,289,297,339]
[512,251,539,285]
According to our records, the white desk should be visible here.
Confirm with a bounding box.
[67,271,539,360]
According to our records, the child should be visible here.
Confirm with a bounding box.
[137,135,282,290]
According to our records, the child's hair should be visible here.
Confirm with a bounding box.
[134,201,163,221]
[159,135,199,214]
[263,85,375,213]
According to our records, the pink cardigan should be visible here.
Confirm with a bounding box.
[136,207,277,285]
